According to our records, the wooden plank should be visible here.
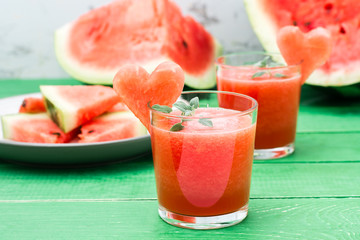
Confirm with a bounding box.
[258,132,360,163]
[297,105,360,133]
[0,156,157,200]
[0,159,360,200]
[298,85,360,133]
[250,162,360,198]
[0,199,359,239]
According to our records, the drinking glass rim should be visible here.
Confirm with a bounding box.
[148,90,258,120]
[215,51,301,70]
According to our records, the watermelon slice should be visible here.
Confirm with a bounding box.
[244,0,360,86]
[19,97,46,113]
[78,111,147,143]
[40,85,119,133]
[1,113,77,144]
[55,0,222,89]
[113,61,185,130]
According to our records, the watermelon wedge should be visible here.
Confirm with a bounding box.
[19,97,46,113]
[1,113,77,144]
[40,85,119,133]
[55,0,222,89]
[78,111,147,143]
[244,0,360,86]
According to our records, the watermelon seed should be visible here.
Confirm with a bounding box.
[324,3,333,12]
[304,21,311,27]
[182,40,188,49]
[51,132,61,137]
[88,130,95,134]
[21,100,27,107]
[292,20,298,26]
[339,25,346,34]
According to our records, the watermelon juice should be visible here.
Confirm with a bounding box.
[149,91,257,229]
[216,53,301,159]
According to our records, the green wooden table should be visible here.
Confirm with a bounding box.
[0,79,359,239]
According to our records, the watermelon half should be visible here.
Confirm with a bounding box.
[244,0,360,87]
[55,0,222,89]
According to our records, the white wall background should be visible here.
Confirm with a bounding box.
[0,0,262,79]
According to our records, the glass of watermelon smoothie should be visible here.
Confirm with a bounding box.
[149,91,257,229]
[216,52,301,159]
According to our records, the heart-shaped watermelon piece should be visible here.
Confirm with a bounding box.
[112,61,185,130]
[276,26,332,84]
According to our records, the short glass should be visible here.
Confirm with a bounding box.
[216,52,301,159]
[149,91,257,229]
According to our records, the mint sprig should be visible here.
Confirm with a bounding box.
[151,97,213,131]
[254,56,270,67]
[251,56,288,79]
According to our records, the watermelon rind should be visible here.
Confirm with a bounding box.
[1,114,15,140]
[1,114,40,140]
[55,23,135,86]
[244,0,360,87]
[1,113,70,143]
[184,40,223,89]
[55,23,222,89]
[40,86,77,133]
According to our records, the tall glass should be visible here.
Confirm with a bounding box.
[216,52,301,159]
[149,91,257,229]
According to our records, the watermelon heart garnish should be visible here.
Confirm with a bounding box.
[276,26,332,84]
[112,61,185,130]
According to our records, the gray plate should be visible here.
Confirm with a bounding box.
[0,93,151,166]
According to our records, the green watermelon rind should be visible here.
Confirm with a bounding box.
[1,114,16,140]
[40,86,78,133]
[1,113,50,140]
[55,23,222,89]
[244,0,360,87]
[55,24,120,86]
[184,40,223,89]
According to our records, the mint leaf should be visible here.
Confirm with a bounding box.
[170,122,184,132]
[189,97,199,109]
[254,56,270,67]
[184,110,193,116]
[173,101,191,113]
[199,118,213,127]
[152,104,172,113]
[166,96,214,131]
[252,71,266,79]
[274,73,287,78]
[268,62,285,67]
